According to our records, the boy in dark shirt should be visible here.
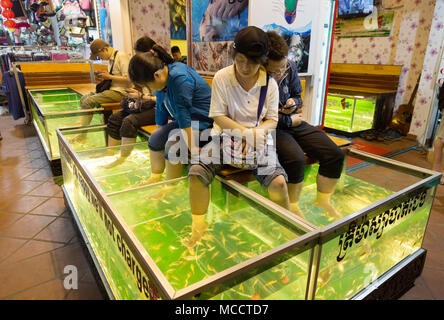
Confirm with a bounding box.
[265,31,344,219]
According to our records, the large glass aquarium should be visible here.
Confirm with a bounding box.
[57,126,439,300]
[324,93,377,134]
[28,87,105,161]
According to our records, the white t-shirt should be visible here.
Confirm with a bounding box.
[108,49,130,94]
[209,64,279,134]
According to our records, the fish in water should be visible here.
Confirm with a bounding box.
[265,280,277,287]
[226,252,238,260]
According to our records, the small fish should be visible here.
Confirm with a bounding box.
[169,261,183,267]
[228,234,240,241]
[211,251,220,259]
[239,252,254,258]
[207,264,217,273]
[183,256,195,261]
[169,245,178,251]
[239,283,244,292]
[252,242,260,248]
[207,246,216,252]
[281,276,290,284]
[237,241,247,245]
[151,243,163,250]
[265,280,277,287]
[226,252,238,260]
[190,264,195,274]
[221,232,226,247]
[253,279,259,287]
[251,293,260,300]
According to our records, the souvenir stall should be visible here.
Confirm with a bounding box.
[0,1,97,47]
[57,0,438,300]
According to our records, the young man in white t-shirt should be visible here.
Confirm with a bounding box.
[187,26,290,247]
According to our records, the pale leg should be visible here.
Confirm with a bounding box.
[267,175,290,210]
[287,182,304,218]
[185,175,210,248]
[314,174,341,219]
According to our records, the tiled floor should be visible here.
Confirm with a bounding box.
[0,114,443,300]
[0,115,103,300]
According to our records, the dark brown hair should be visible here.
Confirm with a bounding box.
[129,45,174,84]
[134,36,156,53]
[229,43,267,65]
[266,31,289,61]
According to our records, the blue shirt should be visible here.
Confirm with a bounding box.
[155,62,213,130]
[276,60,303,129]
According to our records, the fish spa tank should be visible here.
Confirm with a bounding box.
[57,127,439,300]
[323,93,377,135]
[28,87,105,174]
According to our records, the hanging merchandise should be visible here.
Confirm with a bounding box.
[10,0,26,18]
[3,19,16,29]
[0,0,12,9]
[58,0,88,46]
[2,8,14,19]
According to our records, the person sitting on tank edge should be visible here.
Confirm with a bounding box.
[265,31,344,220]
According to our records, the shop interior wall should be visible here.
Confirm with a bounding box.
[409,0,444,144]
[109,0,133,54]
[331,0,438,129]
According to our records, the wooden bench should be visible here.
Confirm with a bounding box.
[18,61,107,86]
[327,63,403,131]
[15,61,123,122]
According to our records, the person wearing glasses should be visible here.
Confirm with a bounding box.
[187,27,290,247]
[265,31,344,220]
[128,44,213,184]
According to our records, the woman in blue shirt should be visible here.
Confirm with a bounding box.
[128,46,213,183]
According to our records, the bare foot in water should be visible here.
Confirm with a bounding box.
[290,202,305,219]
[182,218,209,248]
[102,156,126,168]
[314,198,342,220]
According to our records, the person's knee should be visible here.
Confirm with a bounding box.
[121,117,138,138]
[331,147,345,163]
[80,95,99,109]
[268,175,288,193]
[280,155,305,184]
[148,134,165,151]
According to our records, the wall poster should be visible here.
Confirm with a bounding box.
[96,0,112,46]
[249,0,315,74]
[170,0,187,40]
[191,0,249,74]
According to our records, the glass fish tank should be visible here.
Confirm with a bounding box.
[324,93,377,134]
[57,127,439,300]
[28,87,105,161]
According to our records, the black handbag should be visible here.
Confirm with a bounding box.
[96,50,118,93]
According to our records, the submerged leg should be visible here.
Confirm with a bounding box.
[287,182,304,218]
[184,175,210,248]
[145,150,166,184]
[267,175,290,210]
[166,160,184,180]
[314,174,341,219]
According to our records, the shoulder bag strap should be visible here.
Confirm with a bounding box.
[256,74,269,126]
